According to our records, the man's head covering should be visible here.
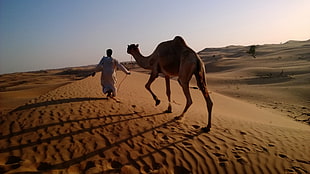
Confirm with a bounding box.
[106,49,113,57]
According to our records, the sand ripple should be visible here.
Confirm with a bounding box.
[0,72,309,173]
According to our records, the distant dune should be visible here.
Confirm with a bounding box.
[199,39,310,124]
[0,40,309,173]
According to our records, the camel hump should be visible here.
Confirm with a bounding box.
[173,36,186,46]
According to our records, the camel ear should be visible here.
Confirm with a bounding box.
[136,44,139,48]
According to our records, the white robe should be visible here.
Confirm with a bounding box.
[94,56,130,96]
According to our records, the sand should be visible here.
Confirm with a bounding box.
[0,66,95,116]
[0,40,309,173]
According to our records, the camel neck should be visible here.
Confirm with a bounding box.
[131,50,152,69]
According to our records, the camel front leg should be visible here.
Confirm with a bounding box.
[145,72,160,106]
[165,75,172,113]
[175,81,192,120]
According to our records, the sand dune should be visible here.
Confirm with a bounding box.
[199,39,310,124]
[0,71,309,173]
[0,40,309,173]
[0,66,95,116]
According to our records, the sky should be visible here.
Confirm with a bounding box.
[0,0,309,74]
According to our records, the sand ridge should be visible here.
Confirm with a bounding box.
[0,71,309,173]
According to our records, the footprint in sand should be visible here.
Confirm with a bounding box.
[231,145,251,164]
[213,152,229,166]
[252,143,268,153]
[111,160,122,169]
[234,154,248,164]
[162,135,170,140]
[84,161,96,171]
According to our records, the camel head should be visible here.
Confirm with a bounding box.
[127,44,139,55]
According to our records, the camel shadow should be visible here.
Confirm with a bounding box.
[0,110,204,173]
[0,112,135,140]
[0,112,160,153]
[10,97,107,113]
[37,115,203,172]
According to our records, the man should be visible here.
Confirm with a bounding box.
[92,49,130,97]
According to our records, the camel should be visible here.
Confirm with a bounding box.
[127,36,213,132]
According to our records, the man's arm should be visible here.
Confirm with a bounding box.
[116,61,130,75]
[91,57,104,76]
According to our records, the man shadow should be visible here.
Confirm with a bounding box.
[10,97,108,113]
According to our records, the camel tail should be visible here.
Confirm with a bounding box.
[194,58,207,92]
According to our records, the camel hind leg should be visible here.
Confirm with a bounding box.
[194,61,213,132]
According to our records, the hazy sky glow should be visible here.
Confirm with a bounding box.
[0,0,309,74]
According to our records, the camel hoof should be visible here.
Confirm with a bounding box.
[155,99,160,106]
[201,126,211,133]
